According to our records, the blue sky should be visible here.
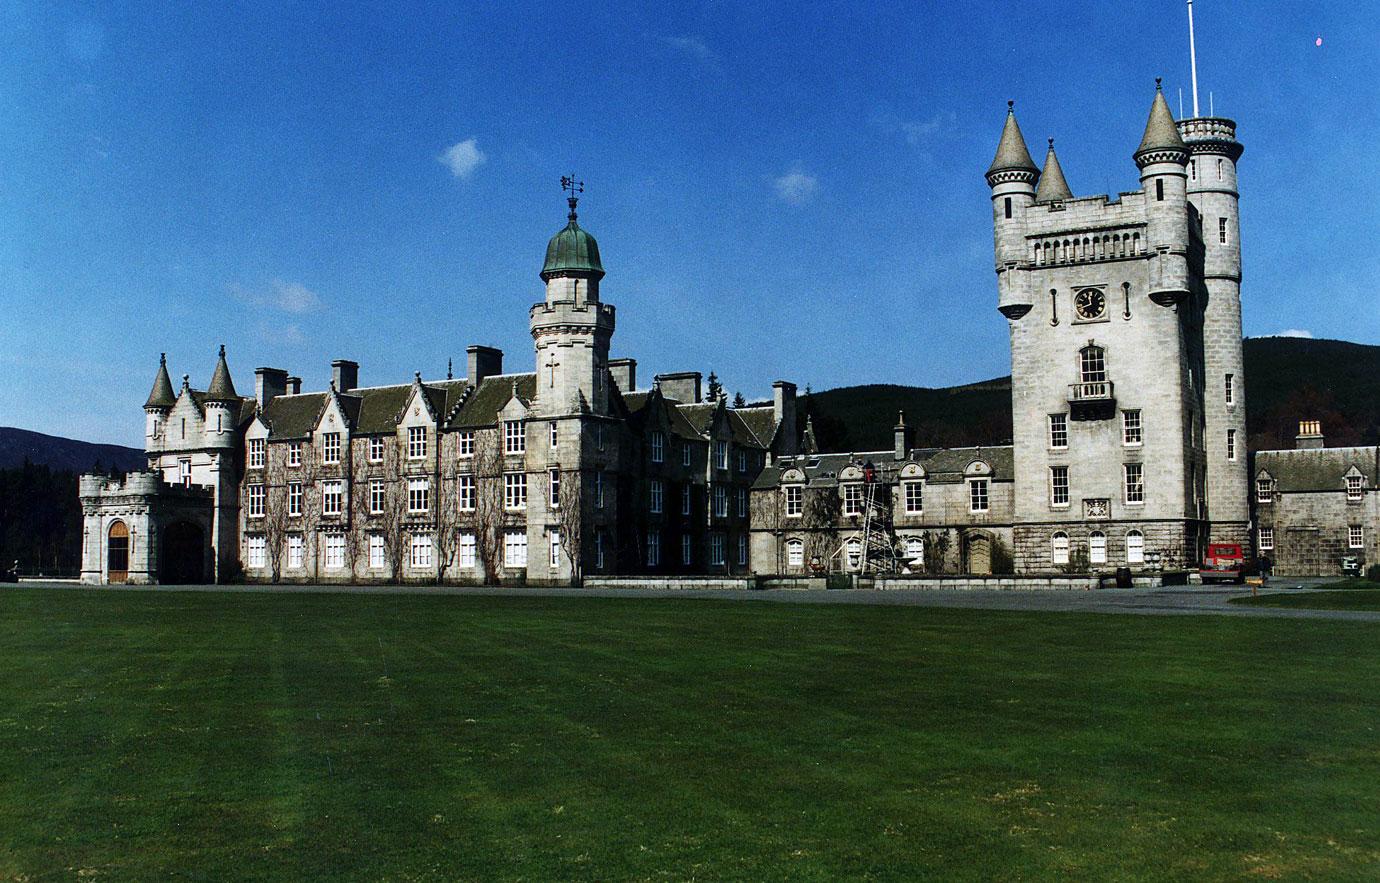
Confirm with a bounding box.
[2,1,1376,447]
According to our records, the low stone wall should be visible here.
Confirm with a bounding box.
[582,576,755,591]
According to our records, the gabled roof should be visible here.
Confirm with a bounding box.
[1255,446,1379,493]
[449,373,538,428]
[261,392,329,439]
[754,445,1015,490]
[733,405,778,449]
[726,408,770,450]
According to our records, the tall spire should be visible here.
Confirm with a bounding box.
[144,353,176,409]
[1135,80,1189,164]
[1034,138,1073,202]
[205,344,238,402]
[986,101,1038,183]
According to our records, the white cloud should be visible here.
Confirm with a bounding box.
[231,279,322,314]
[439,138,486,179]
[900,111,959,145]
[260,322,306,345]
[1271,328,1315,339]
[773,169,819,206]
[659,35,719,69]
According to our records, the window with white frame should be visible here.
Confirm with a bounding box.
[369,479,384,515]
[246,534,266,568]
[504,531,527,568]
[595,423,605,451]
[1256,477,1274,503]
[595,471,605,508]
[1049,413,1068,449]
[322,480,343,516]
[681,483,692,516]
[324,533,345,569]
[550,531,562,567]
[787,539,804,567]
[550,422,558,450]
[408,426,427,459]
[458,431,474,457]
[369,534,385,568]
[408,478,429,514]
[549,469,560,507]
[368,437,384,463]
[785,485,803,517]
[650,431,664,463]
[1089,531,1107,565]
[969,479,990,513]
[1126,530,1145,564]
[845,538,861,571]
[323,432,341,464]
[737,488,747,518]
[682,444,692,467]
[1347,475,1364,501]
[903,481,923,514]
[504,421,525,454]
[504,472,527,510]
[287,534,304,569]
[843,484,863,516]
[458,533,476,568]
[1050,466,1069,508]
[905,536,924,566]
[288,482,303,517]
[1226,429,1237,461]
[715,440,728,470]
[681,533,692,566]
[289,441,302,467]
[713,485,728,518]
[647,529,660,566]
[1080,346,1107,384]
[457,474,474,511]
[737,533,747,566]
[246,483,265,518]
[596,531,606,569]
[179,458,192,487]
[410,533,433,569]
[1258,526,1274,551]
[1124,463,1144,504]
[1051,531,1070,566]
[1219,217,1228,244]
[1122,410,1142,446]
[248,438,265,469]
[737,450,747,473]
[650,479,663,514]
[1349,525,1364,549]
[1224,373,1234,405]
[710,533,725,566]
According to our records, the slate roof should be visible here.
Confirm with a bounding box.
[1255,446,1380,493]
[261,392,328,438]
[145,356,176,409]
[1135,83,1188,158]
[449,374,537,428]
[1034,140,1073,202]
[733,406,778,448]
[205,346,239,402]
[754,445,1015,490]
[986,104,1037,177]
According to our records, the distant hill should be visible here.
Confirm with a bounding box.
[0,427,145,472]
[801,337,1380,453]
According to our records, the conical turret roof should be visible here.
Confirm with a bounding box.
[205,344,238,402]
[144,353,176,409]
[1135,80,1188,158]
[986,102,1038,178]
[1034,139,1073,202]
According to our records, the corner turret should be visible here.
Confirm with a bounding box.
[987,102,1039,319]
[1034,139,1073,203]
[1134,81,1191,305]
[144,353,176,449]
[203,345,238,447]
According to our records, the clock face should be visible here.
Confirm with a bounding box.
[1075,289,1106,320]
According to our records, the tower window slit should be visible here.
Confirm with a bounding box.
[1156,179,1164,201]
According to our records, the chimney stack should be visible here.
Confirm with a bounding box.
[608,358,637,393]
[655,371,701,404]
[466,345,503,388]
[331,360,359,392]
[894,411,914,461]
[285,376,302,395]
[1295,420,1325,449]
[773,381,798,456]
[254,367,288,406]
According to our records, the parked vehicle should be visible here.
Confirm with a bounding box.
[1199,544,1245,585]
[1341,556,1363,577]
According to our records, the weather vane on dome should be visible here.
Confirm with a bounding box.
[561,175,584,220]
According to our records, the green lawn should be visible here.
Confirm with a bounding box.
[1233,579,1380,610]
[3,589,1380,880]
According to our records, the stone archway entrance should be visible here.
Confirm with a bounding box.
[161,521,206,584]
[967,533,992,575]
[107,521,130,584]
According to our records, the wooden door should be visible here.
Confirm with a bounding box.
[107,521,129,584]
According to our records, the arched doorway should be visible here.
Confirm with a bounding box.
[161,521,206,584]
[107,521,129,584]
[967,533,992,575]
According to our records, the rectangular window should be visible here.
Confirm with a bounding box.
[843,484,863,516]
[408,426,427,459]
[681,533,692,566]
[681,483,692,516]
[1224,373,1234,405]
[408,478,429,514]
[904,481,923,514]
[179,458,192,487]
[596,531,605,570]
[248,438,265,469]
[287,534,303,569]
[457,474,474,511]
[737,487,748,518]
[549,531,562,567]
[458,533,476,568]
[245,534,266,568]
[710,533,725,566]
[1190,159,1197,181]
[1219,217,1228,245]
[246,483,265,518]
[458,431,474,457]
[787,541,804,567]
[410,534,433,569]
[737,450,747,473]
[1346,475,1364,501]
[368,437,384,463]
[969,479,989,513]
[504,531,527,568]
[549,469,561,507]
[1226,429,1237,461]
[1256,478,1273,503]
[504,472,527,510]
[595,423,605,451]
[595,471,605,509]
[715,440,728,470]
[737,533,747,566]
[1349,526,1364,549]
[324,533,345,569]
[1049,413,1068,449]
[504,421,525,454]
[1124,463,1145,504]
[370,479,385,515]
[650,431,664,463]
[682,445,692,467]
[550,422,558,450]
[1258,526,1274,551]
[322,480,343,516]
[323,433,341,464]
[369,534,385,568]
[1050,466,1069,507]
[1122,410,1143,446]
[288,481,303,517]
[1155,179,1164,201]
[713,485,728,518]
[289,441,302,467]
[1004,196,1012,219]
[647,529,660,567]
[650,478,663,514]
[785,485,803,517]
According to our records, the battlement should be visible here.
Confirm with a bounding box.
[79,471,213,500]
[529,300,617,330]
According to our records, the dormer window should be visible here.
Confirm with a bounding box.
[1256,478,1275,503]
[650,431,665,463]
[248,438,265,469]
[322,433,341,464]
[504,421,525,454]
[1347,475,1364,501]
[408,426,427,459]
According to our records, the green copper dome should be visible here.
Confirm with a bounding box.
[540,199,604,281]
